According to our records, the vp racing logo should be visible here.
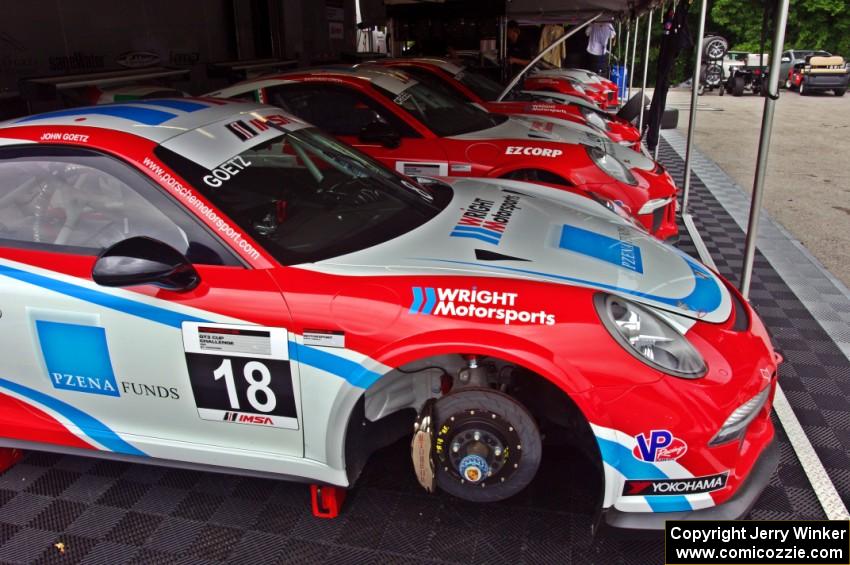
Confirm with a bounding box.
[633,430,687,462]
[409,287,555,326]
[450,194,521,245]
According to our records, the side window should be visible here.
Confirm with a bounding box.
[266,84,418,138]
[0,147,237,265]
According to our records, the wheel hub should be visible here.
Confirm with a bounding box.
[436,408,522,488]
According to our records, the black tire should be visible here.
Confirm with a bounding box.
[732,76,745,96]
[702,36,729,60]
[785,78,794,90]
[835,88,846,97]
[433,389,542,503]
[719,84,725,96]
[799,80,809,96]
[703,63,723,86]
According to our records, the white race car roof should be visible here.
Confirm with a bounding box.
[209,65,420,98]
[0,98,305,145]
[383,58,465,77]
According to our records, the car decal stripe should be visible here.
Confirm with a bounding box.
[16,105,178,126]
[409,287,424,313]
[0,263,207,329]
[596,436,692,512]
[1,263,384,388]
[422,287,437,315]
[124,99,208,112]
[446,231,502,245]
[0,378,146,456]
[289,342,381,389]
[559,224,644,274]
[414,257,723,315]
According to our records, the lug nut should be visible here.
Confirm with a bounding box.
[494,447,502,457]
[473,431,481,441]
[452,442,460,453]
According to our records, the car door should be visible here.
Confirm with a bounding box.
[264,82,451,177]
[0,145,304,462]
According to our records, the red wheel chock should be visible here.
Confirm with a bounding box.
[310,484,346,518]
[0,448,22,473]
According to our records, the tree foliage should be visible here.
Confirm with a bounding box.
[711,0,850,56]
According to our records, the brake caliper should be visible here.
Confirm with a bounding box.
[411,398,436,492]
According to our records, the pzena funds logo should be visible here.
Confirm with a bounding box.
[409,287,556,326]
[450,193,521,245]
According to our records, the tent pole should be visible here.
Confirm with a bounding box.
[680,0,708,215]
[638,9,653,134]
[623,21,631,99]
[628,16,639,97]
[740,0,790,298]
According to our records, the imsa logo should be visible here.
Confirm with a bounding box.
[222,412,274,426]
[623,472,729,496]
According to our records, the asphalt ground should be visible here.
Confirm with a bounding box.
[664,87,850,289]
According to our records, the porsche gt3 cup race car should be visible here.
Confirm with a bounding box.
[209,66,678,240]
[367,58,641,150]
[523,65,618,111]
[0,98,778,528]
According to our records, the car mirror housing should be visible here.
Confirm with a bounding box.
[359,121,401,148]
[92,236,200,292]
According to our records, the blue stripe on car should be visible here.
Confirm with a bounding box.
[413,257,723,315]
[0,263,206,329]
[0,377,147,456]
[289,342,381,389]
[16,105,177,126]
[409,287,424,313]
[0,264,385,389]
[595,436,692,512]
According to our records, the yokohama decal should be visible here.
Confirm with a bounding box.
[623,473,728,496]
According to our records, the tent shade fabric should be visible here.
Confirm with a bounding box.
[505,0,659,19]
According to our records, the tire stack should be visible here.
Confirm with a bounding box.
[699,35,728,96]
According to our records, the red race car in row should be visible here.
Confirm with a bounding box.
[366,58,640,150]
[0,98,778,528]
[210,66,677,240]
[524,65,620,110]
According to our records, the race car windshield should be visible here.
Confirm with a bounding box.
[155,127,449,265]
[454,70,505,102]
[378,82,506,136]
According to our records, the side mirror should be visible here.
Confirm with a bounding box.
[93,236,200,292]
[781,56,791,63]
[358,121,401,148]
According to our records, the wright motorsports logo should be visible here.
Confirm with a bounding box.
[408,287,555,326]
[449,193,521,245]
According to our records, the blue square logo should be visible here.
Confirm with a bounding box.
[36,321,120,397]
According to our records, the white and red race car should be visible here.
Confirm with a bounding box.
[0,99,777,528]
[209,66,678,240]
[367,58,641,150]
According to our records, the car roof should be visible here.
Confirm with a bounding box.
[218,65,420,97]
[0,98,293,145]
[380,58,464,76]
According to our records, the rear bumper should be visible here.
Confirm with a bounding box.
[804,74,849,89]
[603,439,779,530]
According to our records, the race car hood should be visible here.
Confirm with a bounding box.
[313,177,732,324]
[449,116,655,170]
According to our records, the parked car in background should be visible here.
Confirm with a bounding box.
[780,50,831,88]
[209,66,680,239]
[787,55,848,96]
[367,58,642,150]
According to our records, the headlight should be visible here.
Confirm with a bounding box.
[709,387,771,445]
[637,197,673,215]
[586,146,638,186]
[579,106,610,131]
[595,294,707,378]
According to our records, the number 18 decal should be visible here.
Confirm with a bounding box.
[182,323,298,429]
